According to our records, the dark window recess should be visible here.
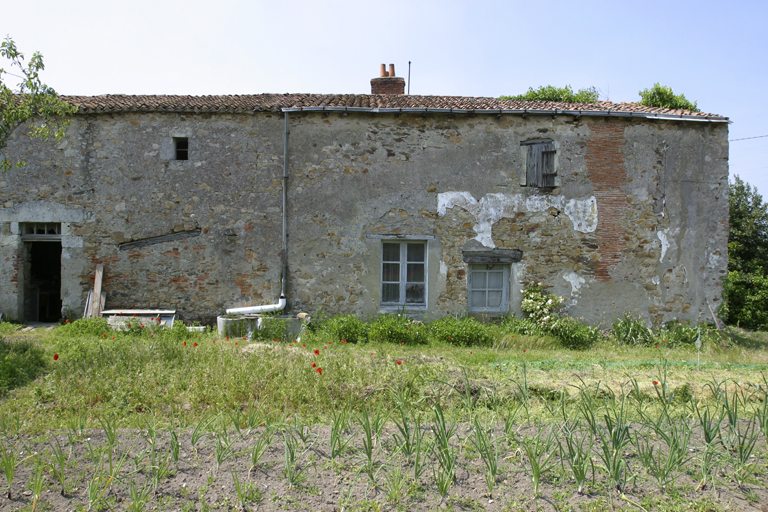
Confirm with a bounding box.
[174,138,189,160]
[521,139,556,187]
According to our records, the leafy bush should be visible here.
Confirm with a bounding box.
[548,316,599,350]
[317,314,368,343]
[428,316,496,346]
[55,317,111,338]
[638,83,699,112]
[721,270,768,330]
[0,339,48,396]
[367,314,428,345]
[611,312,655,345]
[500,85,599,103]
[499,316,548,337]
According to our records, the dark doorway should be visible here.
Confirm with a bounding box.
[25,242,62,322]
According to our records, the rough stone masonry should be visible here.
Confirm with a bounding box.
[0,93,729,326]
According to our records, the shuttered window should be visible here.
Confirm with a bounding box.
[522,139,556,187]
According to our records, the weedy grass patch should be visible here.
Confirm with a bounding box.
[0,317,767,510]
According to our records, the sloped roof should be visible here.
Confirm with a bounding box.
[60,94,728,122]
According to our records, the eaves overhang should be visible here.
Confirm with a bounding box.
[281,106,731,123]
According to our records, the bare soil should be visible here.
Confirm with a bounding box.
[1,422,766,512]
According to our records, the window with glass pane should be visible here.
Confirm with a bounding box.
[468,264,508,312]
[381,241,426,306]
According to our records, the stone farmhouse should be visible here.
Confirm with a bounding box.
[0,65,729,326]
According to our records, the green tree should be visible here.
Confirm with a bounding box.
[500,85,599,103]
[721,176,768,329]
[637,83,699,112]
[0,36,76,171]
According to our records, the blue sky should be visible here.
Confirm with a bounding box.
[4,0,767,194]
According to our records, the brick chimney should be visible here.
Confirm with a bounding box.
[370,63,405,95]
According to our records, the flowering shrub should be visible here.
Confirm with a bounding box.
[428,316,496,346]
[521,283,565,328]
[367,314,428,345]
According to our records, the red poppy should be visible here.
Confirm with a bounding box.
[193,342,198,347]
[243,337,246,341]
[655,344,658,348]
[329,342,332,345]
[235,342,238,346]
[396,361,402,365]
[312,362,317,368]
[102,334,106,338]
[371,353,374,356]
[127,323,131,327]
[324,346,327,350]
[53,354,59,361]
[65,319,70,323]
[314,349,320,355]
[653,381,659,386]
[341,339,345,343]
[316,367,323,374]
[226,337,229,341]
[140,325,144,328]
[150,334,154,338]
[183,341,186,346]
[212,340,215,344]
[523,350,526,353]
[401,342,405,345]
[302,344,306,347]
[133,314,137,317]
[470,351,473,354]
[112,336,115,340]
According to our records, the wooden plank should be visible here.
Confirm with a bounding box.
[83,290,92,318]
[91,265,104,318]
[99,292,106,314]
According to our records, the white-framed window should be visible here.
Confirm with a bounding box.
[521,138,556,187]
[468,264,509,313]
[381,241,427,306]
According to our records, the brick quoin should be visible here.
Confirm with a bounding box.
[585,120,629,282]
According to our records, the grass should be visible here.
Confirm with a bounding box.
[1,318,768,510]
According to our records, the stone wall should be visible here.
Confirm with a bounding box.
[0,109,728,326]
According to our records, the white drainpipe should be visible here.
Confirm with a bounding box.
[226,295,286,315]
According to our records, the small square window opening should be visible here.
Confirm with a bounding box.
[174,138,189,160]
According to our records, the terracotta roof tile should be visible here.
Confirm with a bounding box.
[59,94,726,120]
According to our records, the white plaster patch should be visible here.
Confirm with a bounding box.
[564,198,598,233]
[562,271,586,296]
[652,276,660,285]
[708,252,723,268]
[437,192,598,248]
[439,260,448,278]
[658,228,670,262]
